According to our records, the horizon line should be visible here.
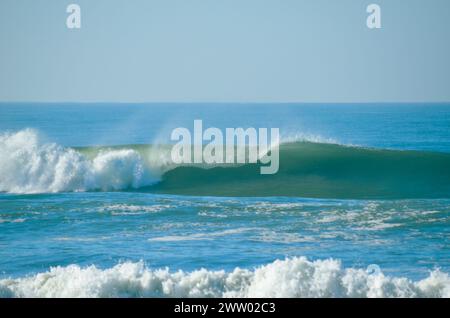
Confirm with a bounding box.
[1,101,450,105]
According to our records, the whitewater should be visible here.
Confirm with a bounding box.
[0,129,161,193]
[1,257,449,298]
[1,103,449,298]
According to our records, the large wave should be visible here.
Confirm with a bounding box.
[1,129,450,198]
[149,139,450,199]
[0,257,448,298]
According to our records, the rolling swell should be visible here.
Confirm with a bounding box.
[148,142,450,199]
[1,129,450,199]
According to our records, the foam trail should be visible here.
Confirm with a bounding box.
[1,257,449,298]
[0,129,159,193]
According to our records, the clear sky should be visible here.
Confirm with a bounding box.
[0,0,449,103]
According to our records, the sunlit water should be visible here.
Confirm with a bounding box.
[0,103,449,297]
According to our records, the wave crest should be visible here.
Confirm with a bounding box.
[2,129,450,198]
[1,257,449,298]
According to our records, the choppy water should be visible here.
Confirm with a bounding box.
[0,103,449,298]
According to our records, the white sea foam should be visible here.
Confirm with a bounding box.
[101,204,172,215]
[0,129,159,193]
[0,257,448,298]
[280,132,339,145]
[0,218,26,224]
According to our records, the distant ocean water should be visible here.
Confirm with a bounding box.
[0,103,449,298]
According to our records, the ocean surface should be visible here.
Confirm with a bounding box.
[0,103,449,298]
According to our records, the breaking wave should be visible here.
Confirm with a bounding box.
[0,129,160,193]
[1,129,450,198]
[1,257,449,298]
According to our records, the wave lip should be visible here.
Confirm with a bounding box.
[1,257,449,298]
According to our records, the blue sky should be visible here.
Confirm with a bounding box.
[0,0,449,102]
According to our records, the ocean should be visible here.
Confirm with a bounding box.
[0,103,449,298]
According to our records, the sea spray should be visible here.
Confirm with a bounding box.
[0,129,159,193]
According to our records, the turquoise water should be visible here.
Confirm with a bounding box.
[0,103,449,298]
